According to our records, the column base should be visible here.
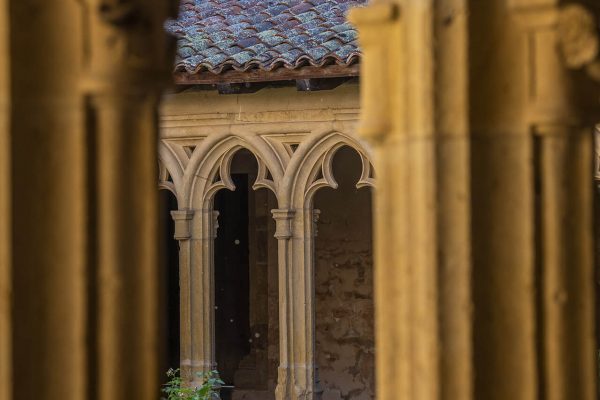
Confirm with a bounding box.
[274,365,321,400]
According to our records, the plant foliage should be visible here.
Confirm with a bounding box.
[162,368,224,400]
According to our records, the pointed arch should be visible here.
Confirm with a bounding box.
[279,130,375,209]
[182,133,284,209]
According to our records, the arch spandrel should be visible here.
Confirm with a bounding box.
[159,141,185,204]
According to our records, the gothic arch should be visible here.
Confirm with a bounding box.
[280,130,375,209]
[183,133,284,209]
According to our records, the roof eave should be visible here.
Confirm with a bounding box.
[174,64,360,85]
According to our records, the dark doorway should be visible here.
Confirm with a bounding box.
[213,149,279,400]
[159,190,181,377]
[214,173,252,391]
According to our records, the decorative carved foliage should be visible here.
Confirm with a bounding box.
[557,4,600,82]
[557,4,598,69]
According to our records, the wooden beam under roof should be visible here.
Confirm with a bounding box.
[174,64,360,85]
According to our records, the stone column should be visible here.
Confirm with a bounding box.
[86,0,175,396]
[6,0,174,399]
[273,207,321,400]
[351,0,599,400]
[189,209,219,385]
[172,210,195,380]
[350,1,472,399]
[511,3,598,398]
[272,209,298,400]
[9,2,87,399]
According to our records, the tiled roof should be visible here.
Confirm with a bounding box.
[166,0,367,75]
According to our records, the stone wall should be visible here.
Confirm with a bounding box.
[314,147,375,400]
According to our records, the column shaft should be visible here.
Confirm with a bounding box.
[189,209,218,383]
[350,1,473,399]
[273,207,319,400]
[84,1,174,397]
[10,2,87,399]
[94,95,160,399]
[172,210,195,380]
[534,126,595,399]
[352,0,599,399]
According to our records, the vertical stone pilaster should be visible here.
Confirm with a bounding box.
[171,210,195,380]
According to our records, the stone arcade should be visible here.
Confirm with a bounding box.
[159,88,374,400]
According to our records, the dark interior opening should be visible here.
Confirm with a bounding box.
[159,189,181,379]
[214,173,252,390]
[214,149,279,400]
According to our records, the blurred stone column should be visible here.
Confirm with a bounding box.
[350,1,472,399]
[10,2,87,399]
[84,1,176,398]
[4,0,176,399]
[351,0,599,399]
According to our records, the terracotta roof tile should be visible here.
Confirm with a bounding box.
[165,0,366,75]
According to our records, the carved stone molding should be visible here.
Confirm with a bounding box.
[171,210,194,241]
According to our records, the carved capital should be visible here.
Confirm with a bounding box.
[272,209,295,240]
[348,3,401,142]
[557,4,600,82]
[170,210,194,241]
